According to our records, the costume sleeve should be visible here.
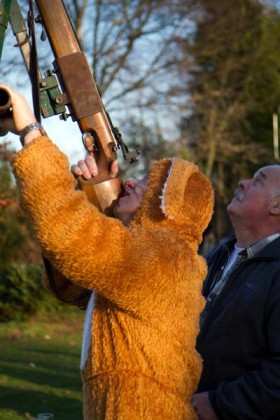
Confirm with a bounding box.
[213,277,280,419]
[11,137,153,306]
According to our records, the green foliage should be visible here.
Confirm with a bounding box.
[0,159,25,268]
[179,0,280,238]
[0,159,14,190]
[0,263,66,322]
[187,0,280,167]
[0,153,42,269]
[0,206,27,269]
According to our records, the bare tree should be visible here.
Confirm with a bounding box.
[1,1,194,132]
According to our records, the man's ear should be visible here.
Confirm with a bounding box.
[269,196,280,215]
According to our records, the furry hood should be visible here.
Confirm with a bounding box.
[131,158,214,245]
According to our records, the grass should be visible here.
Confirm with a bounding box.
[0,310,85,420]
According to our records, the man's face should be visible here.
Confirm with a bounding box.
[113,176,148,225]
[227,165,280,222]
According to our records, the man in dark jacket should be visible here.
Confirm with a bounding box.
[192,165,280,419]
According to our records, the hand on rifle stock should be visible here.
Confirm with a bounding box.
[71,135,118,179]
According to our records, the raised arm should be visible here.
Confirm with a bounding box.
[1,85,137,304]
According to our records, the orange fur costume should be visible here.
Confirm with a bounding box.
[12,137,214,419]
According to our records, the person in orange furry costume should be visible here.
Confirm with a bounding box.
[1,84,214,419]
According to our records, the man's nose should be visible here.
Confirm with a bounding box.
[124,179,137,189]
[238,179,250,188]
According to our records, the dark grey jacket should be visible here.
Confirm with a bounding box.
[197,235,280,419]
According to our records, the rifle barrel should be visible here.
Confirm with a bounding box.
[35,0,80,57]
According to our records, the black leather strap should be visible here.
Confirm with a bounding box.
[28,0,41,123]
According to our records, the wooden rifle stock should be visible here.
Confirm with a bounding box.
[34,0,123,215]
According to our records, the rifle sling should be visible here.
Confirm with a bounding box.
[28,0,41,122]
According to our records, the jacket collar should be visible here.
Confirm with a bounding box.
[223,234,280,260]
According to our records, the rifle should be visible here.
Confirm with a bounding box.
[0,0,139,307]
[0,0,139,214]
